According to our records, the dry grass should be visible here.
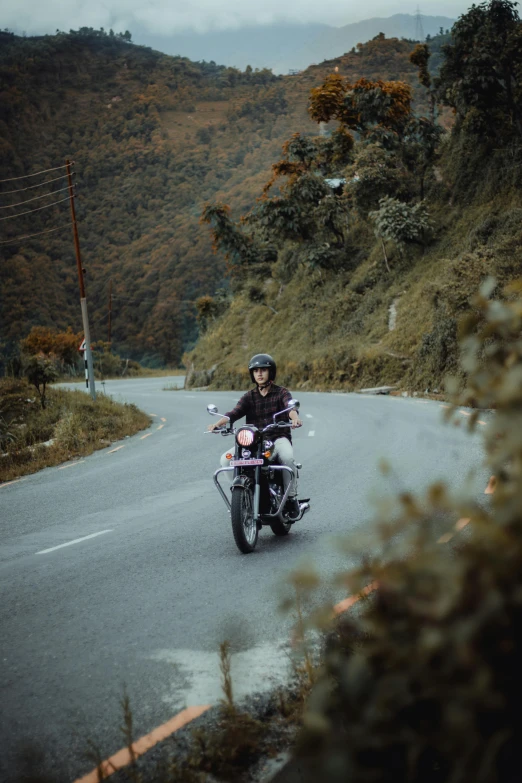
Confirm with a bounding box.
[186,183,522,396]
[0,378,150,482]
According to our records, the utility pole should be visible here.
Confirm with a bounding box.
[66,159,96,400]
[415,6,425,41]
[108,278,112,350]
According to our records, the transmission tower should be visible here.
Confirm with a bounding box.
[415,6,425,41]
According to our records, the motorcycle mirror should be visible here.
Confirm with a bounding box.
[288,398,300,410]
[207,404,219,415]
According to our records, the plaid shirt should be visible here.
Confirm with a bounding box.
[225,384,293,442]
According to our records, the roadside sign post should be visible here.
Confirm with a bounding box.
[78,339,89,391]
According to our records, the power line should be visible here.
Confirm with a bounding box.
[112,295,198,304]
[0,173,70,196]
[0,163,70,184]
[0,224,70,245]
[0,185,70,210]
[0,196,69,222]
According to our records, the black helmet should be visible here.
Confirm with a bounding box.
[248,353,276,383]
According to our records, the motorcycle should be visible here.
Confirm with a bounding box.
[206,399,311,554]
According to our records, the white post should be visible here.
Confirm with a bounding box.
[80,297,96,400]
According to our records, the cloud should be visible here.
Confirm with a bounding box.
[5,0,468,36]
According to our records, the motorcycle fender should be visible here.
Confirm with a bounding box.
[231,475,251,491]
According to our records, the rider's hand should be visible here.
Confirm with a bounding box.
[207,422,219,432]
[291,417,303,429]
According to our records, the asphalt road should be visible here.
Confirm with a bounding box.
[0,378,492,782]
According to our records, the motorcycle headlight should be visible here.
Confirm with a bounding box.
[236,427,256,447]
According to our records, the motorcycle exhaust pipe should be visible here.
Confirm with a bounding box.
[288,501,310,523]
[299,502,310,517]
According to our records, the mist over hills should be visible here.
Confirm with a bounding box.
[131,14,455,73]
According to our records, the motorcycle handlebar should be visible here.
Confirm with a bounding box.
[204,421,297,435]
[262,421,292,432]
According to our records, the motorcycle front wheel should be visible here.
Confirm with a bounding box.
[231,487,258,554]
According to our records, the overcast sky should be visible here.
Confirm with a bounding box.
[4,0,472,37]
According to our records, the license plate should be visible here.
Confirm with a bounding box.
[230,459,264,467]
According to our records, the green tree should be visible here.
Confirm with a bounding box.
[409,43,436,120]
[437,0,522,140]
[200,203,265,276]
[345,143,412,215]
[402,117,444,200]
[370,196,431,271]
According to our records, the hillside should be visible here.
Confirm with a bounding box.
[0,29,433,370]
[186,3,522,395]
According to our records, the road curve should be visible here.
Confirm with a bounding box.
[0,378,491,781]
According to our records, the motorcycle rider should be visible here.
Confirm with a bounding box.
[207,353,303,518]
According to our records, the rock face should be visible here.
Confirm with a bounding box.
[185,363,218,389]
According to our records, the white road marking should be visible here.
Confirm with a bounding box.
[308,430,315,437]
[161,417,167,422]
[0,478,25,489]
[108,445,125,453]
[141,433,152,440]
[184,395,196,399]
[36,529,113,555]
[305,414,313,419]
[58,461,84,470]
[149,413,158,417]
[157,424,164,430]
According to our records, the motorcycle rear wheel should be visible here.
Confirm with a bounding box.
[231,487,258,553]
[269,518,291,536]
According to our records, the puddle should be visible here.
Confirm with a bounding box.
[148,641,296,709]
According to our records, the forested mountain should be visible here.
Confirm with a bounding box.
[0,28,434,369]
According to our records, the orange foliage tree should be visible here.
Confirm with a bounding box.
[20,326,83,371]
[309,74,413,141]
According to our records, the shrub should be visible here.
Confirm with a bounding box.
[24,355,59,409]
[287,278,522,782]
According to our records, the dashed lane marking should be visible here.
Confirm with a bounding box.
[478,420,487,425]
[438,532,454,544]
[108,445,125,454]
[149,413,158,417]
[74,705,211,783]
[58,461,84,470]
[460,409,471,416]
[36,529,113,555]
[140,433,152,440]
[161,417,167,422]
[305,414,313,419]
[308,430,315,437]
[156,424,164,431]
